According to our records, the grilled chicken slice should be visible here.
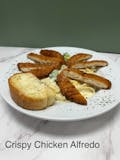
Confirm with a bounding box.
[57,71,87,105]
[27,53,62,69]
[40,49,65,64]
[63,68,111,89]
[18,62,60,72]
[71,60,108,69]
[67,53,92,67]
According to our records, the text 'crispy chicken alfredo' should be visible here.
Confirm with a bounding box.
[8,49,112,110]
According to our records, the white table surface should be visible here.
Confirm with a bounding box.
[0,47,120,160]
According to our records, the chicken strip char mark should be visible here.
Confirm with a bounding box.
[27,53,62,69]
[67,53,92,67]
[57,71,87,105]
[63,68,111,89]
[40,49,65,64]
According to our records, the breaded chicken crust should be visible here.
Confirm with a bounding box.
[71,60,108,69]
[18,62,61,72]
[27,53,62,69]
[18,63,45,72]
[63,68,111,89]
[67,53,92,67]
[26,66,55,79]
[40,49,65,64]
[57,71,87,105]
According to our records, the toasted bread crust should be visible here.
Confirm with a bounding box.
[8,73,55,110]
[71,60,108,69]
[67,53,92,66]
[57,71,87,105]
[8,73,48,110]
[63,68,111,89]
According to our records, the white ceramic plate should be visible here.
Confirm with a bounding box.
[0,46,120,121]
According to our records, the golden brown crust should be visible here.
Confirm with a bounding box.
[18,62,55,78]
[57,71,87,105]
[18,63,44,72]
[18,62,43,68]
[18,62,61,72]
[67,53,92,67]
[83,73,111,89]
[40,49,65,64]
[27,53,62,68]
[26,67,55,79]
[8,73,47,110]
[71,60,108,69]
[63,68,111,89]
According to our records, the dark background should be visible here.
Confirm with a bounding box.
[0,0,120,52]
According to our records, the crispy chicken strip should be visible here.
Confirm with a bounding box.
[57,71,87,105]
[40,49,65,64]
[67,53,92,67]
[71,60,108,69]
[27,53,62,69]
[63,68,111,89]
[18,62,60,72]
[26,67,55,79]
[18,63,45,72]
